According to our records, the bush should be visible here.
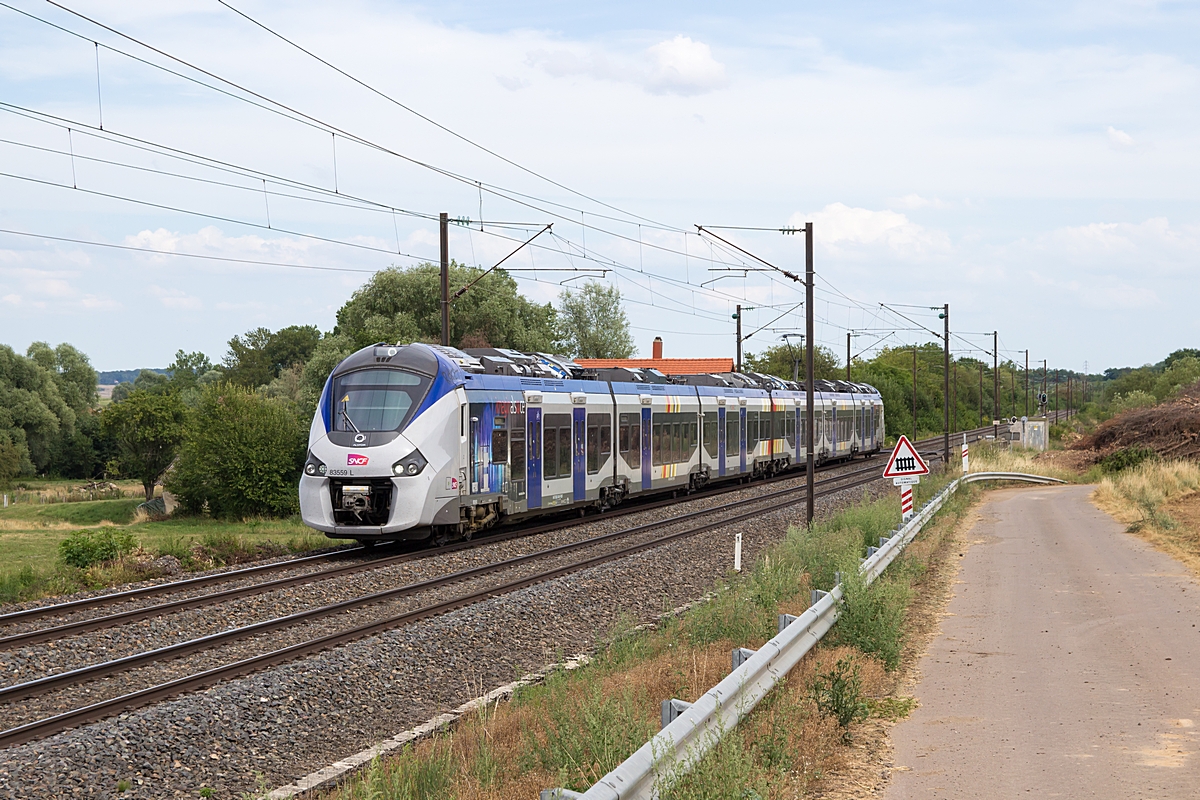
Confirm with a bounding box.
[1110,390,1156,414]
[167,384,307,519]
[1099,445,1158,474]
[58,529,136,568]
[829,572,910,671]
[810,656,869,738]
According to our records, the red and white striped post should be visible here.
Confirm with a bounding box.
[961,433,969,473]
[901,485,914,521]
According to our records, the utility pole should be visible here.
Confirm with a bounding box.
[993,331,999,440]
[846,331,851,382]
[734,305,743,372]
[1024,349,1030,417]
[1054,369,1059,416]
[952,360,958,434]
[912,346,918,441]
[1042,359,1047,414]
[439,212,450,347]
[1010,368,1015,418]
[804,222,815,526]
[979,363,984,428]
[1068,373,1072,416]
[942,303,950,465]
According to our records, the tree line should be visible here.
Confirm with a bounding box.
[0,264,635,511]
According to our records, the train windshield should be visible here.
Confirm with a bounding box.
[332,369,430,433]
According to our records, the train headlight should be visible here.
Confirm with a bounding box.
[392,449,427,476]
[304,452,327,477]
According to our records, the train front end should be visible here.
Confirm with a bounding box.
[299,343,465,543]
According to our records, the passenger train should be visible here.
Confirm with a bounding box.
[299,343,885,544]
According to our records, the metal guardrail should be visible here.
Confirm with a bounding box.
[543,475,969,800]
[961,471,1067,486]
[543,469,1068,800]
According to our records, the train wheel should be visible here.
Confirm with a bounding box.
[356,539,375,549]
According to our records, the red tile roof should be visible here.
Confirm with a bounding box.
[575,357,734,376]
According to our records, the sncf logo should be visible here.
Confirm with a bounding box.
[347,454,369,466]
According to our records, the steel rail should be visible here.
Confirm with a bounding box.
[0,416,1024,634]
[0,467,888,747]
[0,449,888,628]
[0,461,884,701]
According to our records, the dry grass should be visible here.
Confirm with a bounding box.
[966,444,1083,483]
[1092,459,1200,577]
[316,479,977,800]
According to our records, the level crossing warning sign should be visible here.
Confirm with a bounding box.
[884,436,929,522]
[882,435,930,483]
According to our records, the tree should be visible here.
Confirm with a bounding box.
[556,281,634,359]
[1162,348,1200,369]
[26,342,97,416]
[0,344,75,474]
[111,369,172,403]
[334,262,558,352]
[101,390,187,500]
[223,325,321,388]
[167,383,307,518]
[744,344,841,381]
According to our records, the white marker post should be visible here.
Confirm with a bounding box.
[883,435,931,524]
[961,433,969,473]
[733,532,743,573]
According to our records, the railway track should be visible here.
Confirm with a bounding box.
[0,417,1015,633]
[0,416,1056,749]
[0,459,891,746]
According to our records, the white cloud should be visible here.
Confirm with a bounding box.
[644,36,727,95]
[1107,125,1136,149]
[528,35,726,96]
[889,194,951,210]
[791,203,952,257]
[149,286,203,310]
[1,294,19,305]
[495,75,530,91]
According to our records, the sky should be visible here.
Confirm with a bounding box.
[1,0,1198,373]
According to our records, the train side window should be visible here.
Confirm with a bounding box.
[586,413,610,474]
[672,421,682,463]
[652,422,662,466]
[544,426,558,478]
[747,411,759,451]
[786,413,795,447]
[761,414,772,442]
[727,417,739,455]
[703,414,718,458]
[492,416,508,463]
[559,423,572,477]
[618,412,640,468]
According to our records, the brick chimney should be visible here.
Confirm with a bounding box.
[652,336,663,359]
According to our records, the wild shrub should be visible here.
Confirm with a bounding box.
[522,677,657,791]
[58,528,136,568]
[1099,445,1158,474]
[829,572,909,671]
[809,656,869,739]
[166,383,307,519]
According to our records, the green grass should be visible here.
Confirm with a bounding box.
[0,498,329,605]
[0,498,140,526]
[316,473,968,800]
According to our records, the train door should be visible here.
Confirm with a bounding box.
[509,412,525,503]
[640,406,652,489]
[527,408,542,509]
[718,406,726,477]
[739,406,747,474]
[572,407,586,502]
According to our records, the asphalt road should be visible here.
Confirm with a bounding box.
[886,485,1200,799]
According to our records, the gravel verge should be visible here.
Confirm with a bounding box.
[0,466,897,799]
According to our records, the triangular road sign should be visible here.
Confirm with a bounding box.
[882,435,930,478]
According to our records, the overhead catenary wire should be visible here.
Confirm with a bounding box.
[17,2,745,270]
